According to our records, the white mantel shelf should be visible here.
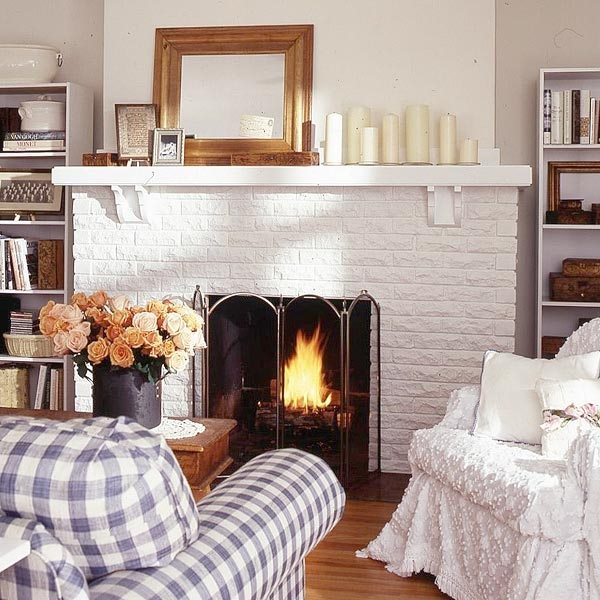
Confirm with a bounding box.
[53,165,532,188]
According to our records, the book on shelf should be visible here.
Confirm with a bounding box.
[580,89,591,144]
[572,90,581,144]
[0,365,29,409]
[563,90,572,144]
[2,140,65,152]
[550,91,563,144]
[0,238,63,291]
[3,131,65,141]
[33,364,48,409]
[543,89,552,145]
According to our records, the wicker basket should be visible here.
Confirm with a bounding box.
[3,334,55,358]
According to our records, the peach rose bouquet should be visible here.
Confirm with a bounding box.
[40,291,206,382]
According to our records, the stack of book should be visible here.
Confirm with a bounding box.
[544,89,600,145]
[9,311,39,335]
[2,131,65,152]
[0,237,63,291]
[33,365,63,410]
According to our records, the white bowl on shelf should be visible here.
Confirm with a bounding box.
[0,44,62,84]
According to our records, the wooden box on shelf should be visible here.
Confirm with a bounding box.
[550,273,600,302]
[562,257,600,277]
[541,336,567,359]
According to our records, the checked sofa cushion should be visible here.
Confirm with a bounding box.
[0,415,200,580]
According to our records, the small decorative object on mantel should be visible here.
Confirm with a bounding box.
[115,103,157,161]
[346,106,370,164]
[231,151,319,166]
[152,128,185,165]
[381,113,400,165]
[405,104,430,164]
[82,152,128,167]
[438,113,457,165]
[458,137,479,165]
[324,112,343,165]
[359,127,379,165]
[39,292,206,428]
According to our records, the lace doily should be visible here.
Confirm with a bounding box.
[151,418,206,439]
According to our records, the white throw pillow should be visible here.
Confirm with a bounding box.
[472,350,600,444]
[536,378,600,458]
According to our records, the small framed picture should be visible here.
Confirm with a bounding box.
[0,171,62,213]
[115,104,157,160]
[152,128,185,165]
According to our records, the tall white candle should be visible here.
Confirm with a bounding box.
[324,112,343,165]
[405,104,430,164]
[439,113,457,164]
[382,113,400,164]
[346,106,370,164]
[360,127,379,164]
[459,138,479,164]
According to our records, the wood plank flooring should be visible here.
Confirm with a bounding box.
[306,500,448,600]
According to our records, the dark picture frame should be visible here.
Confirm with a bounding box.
[115,104,157,160]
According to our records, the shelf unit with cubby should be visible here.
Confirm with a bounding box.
[0,82,92,410]
[537,68,600,357]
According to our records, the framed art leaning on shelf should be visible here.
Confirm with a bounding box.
[0,171,62,213]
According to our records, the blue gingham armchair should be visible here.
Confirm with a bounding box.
[0,416,345,600]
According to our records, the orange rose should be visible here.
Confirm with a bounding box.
[110,309,132,328]
[39,301,56,319]
[108,294,131,311]
[87,338,110,364]
[162,339,176,358]
[86,307,108,326]
[106,325,124,341]
[109,340,134,368]
[143,330,162,348]
[146,300,168,318]
[61,304,84,327]
[53,331,69,356]
[71,292,90,310]
[40,315,58,336]
[66,329,88,353]
[89,290,108,308]
[123,326,144,348]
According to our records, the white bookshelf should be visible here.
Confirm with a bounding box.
[0,82,93,409]
[536,68,600,356]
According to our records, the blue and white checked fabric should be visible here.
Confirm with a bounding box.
[0,415,201,580]
[0,517,89,600]
[89,449,345,600]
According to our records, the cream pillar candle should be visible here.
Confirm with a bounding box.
[405,104,430,164]
[381,113,400,164]
[346,106,370,164]
[439,113,457,164]
[324,112,343,165]
[459,138,479,164]
[360,127,379,164]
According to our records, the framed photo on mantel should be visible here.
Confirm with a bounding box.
[115,104,157,160]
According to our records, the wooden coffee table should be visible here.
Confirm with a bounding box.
[0,408,236,502]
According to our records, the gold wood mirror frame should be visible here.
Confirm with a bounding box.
[153,24,314,165]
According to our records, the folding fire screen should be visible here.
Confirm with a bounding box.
[192,288,381,488]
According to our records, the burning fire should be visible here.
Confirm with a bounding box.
[284,325,332,412]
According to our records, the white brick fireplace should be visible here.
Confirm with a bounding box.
[56,165,530,473]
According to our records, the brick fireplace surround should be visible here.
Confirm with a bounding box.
[69,180,523,473]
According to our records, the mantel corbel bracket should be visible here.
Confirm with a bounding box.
[427,185,462,227]
[110,185,155,225]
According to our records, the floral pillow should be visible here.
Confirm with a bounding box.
[536,378,600,458]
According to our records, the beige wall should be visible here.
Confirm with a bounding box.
[0,0,104,148]
[102,0,495,152]
[496,0,600,356]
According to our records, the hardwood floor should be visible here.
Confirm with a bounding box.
[306,500,448,600]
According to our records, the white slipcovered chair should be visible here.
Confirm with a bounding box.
[359,319,600,599]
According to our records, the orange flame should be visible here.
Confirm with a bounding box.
[284,325,332,412]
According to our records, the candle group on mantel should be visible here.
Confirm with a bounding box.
[323,106,479,166]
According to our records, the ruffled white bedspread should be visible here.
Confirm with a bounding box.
[358,385,600,599]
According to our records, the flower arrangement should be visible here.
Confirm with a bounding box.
[541,403,600,431]
[39,291,206,382]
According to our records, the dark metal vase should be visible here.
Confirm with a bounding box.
[92,364,160,428]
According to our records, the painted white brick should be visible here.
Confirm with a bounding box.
[72,184,520,474]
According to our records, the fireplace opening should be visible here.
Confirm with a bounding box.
[193,290,380,488]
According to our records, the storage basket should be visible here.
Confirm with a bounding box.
[3,333,54,358]
[0,365,29,408]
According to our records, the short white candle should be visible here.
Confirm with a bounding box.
[382,113,400,164]
[324,112,343,165]
[459,138,479,164]
[360,127,379,164]
[405,104,430,164]
[439,113,457,164]
[346,106,370,164]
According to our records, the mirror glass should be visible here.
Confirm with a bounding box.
[180,54,285,139]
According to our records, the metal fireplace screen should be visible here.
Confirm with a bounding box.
[192,289,381,488]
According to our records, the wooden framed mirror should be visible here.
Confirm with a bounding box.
[153,24,314,165]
